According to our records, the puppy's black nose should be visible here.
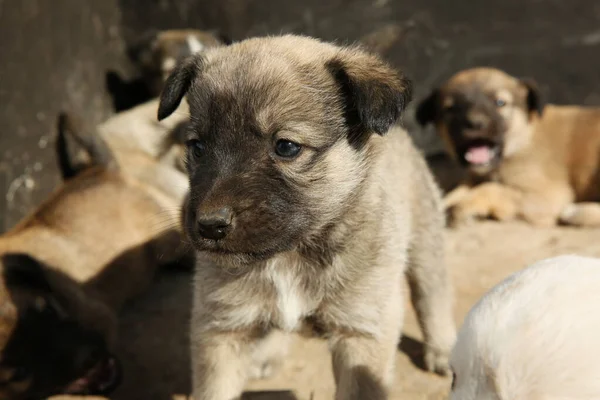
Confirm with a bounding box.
[467,112,489,131]
[196,207,233,240]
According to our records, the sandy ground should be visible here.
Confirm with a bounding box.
[55,156,600,400]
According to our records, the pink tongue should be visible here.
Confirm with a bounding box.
[465,146,492,164]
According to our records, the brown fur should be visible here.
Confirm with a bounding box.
[416,67,600,227]
[157,34,456,400]
[0,114,190,399]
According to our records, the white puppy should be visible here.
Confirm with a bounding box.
[450,255,600,400]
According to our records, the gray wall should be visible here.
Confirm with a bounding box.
[1,0,599,230]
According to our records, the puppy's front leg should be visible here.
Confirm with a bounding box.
[330,334,398,400]
[446,182,521,226]
[190,330,252,400]
[558,202,600,227]
[330,298,402,400]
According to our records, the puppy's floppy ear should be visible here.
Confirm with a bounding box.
[326,47,413,139]
[1,254,71,317]
[55,112,118,180]
[415,89,440,127]
[158,55,204,121]
[2,254,52,292]
[520,78,544,116]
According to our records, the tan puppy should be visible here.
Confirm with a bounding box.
[416,67,600,227]
[157,34,457,400]
[450,254,600,400]
[128,29,230,97]
[0,114,190,399]
[97,96,191,178]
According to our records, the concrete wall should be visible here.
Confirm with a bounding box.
[1,0,598,230]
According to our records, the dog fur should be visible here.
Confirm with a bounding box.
[157,34,457,400]
[416,67,600,227]
[450,254,600,400]
[0,113,190,399]
[128,29,230,98]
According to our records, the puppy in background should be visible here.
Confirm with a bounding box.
[0,113,190,399]
[128,29,231,97]
[450,254,600,400]
[158,34,457,400]
[416,67,600,227]
[107,29,230,112]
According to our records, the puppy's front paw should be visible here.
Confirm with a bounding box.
[445,204,477,228]
[424,345,451,376]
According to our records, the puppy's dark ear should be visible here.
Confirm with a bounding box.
[415,89,440,127]
[55,112,117,180]
[520,78,544,116]
[158,56,204,121]
[326,48,412,141]
[2,254,51,292]
[2,254,71,317]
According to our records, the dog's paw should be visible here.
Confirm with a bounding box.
[424,346,451,376]
[445,205,477,228]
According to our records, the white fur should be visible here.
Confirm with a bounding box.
[161,57,177,73]
[186,35,205,54]
[264,257,310,332]
[450,255,600,400]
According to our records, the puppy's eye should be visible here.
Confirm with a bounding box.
[495,98,506,107]
[274,140,301,159]
[186,139,205,158]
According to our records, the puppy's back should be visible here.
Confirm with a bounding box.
[452,255,600,400]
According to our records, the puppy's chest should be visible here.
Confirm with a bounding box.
[263,265,321,332]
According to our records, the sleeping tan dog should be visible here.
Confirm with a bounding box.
[450,254,600,400]
[158,34,457,400]
[0,114,190,399]
[416,67,600,227]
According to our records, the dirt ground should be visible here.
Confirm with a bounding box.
[54,157,600,400]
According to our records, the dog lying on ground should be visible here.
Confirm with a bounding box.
[0,113,190,399]
[96,95,191,178]
[416,67,600,227]
[157,34,457,400]
[450,254,600,400]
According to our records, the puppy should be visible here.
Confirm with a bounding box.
[416,67,600,227]
[157,34,457,400]
[96,95,192,179]
[0,113,189,399]
[450,254,600,400]
[128,29,230,98]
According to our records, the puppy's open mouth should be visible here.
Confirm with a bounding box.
[461,139,500,166]
[63,355,122,396]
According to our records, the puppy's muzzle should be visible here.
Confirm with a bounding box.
[196,207,234,240]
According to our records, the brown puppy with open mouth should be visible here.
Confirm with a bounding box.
[0,114,190,399]
[157,34,457,400]
[416,67,600,227]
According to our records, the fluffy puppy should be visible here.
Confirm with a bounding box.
[416,67,600,227]
[450,254,600,400]
[157,34,457,400]
[0,113,189,399]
